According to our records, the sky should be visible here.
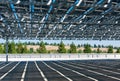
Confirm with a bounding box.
[0,39,120,47]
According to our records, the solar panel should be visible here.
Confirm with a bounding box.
[0,0,120,40]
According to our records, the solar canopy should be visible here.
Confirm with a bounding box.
[0,0,120,40]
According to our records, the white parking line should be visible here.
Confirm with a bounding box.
[0,62,20,80]
[20,61,28,81]
[42,61,73,81]
[60,62,120,81]
[117,69,120,71]
[0,62,12,70]
[70,62,120,75]
[52,62,98,81]
[34,61,48,81]
[81,62,120,71]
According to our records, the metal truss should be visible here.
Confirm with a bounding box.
[0,0,120,40]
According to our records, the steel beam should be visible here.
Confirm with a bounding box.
[36,0,56,39]
[9,0,23,33]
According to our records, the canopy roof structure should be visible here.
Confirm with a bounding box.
[0,0,120,40]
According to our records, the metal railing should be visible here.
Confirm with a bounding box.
[0,54,120,61]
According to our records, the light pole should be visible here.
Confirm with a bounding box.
[5,36,8,62]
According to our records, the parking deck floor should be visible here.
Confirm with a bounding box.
[0,60,120,81]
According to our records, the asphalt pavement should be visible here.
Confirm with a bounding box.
[0,60,120,81]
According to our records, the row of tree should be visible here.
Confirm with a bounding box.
[4,41,118,49]
[57,41,120,53]
[0,42,28,53]
[0,41,120,54]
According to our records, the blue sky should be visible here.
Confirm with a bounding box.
[0,39,120,47]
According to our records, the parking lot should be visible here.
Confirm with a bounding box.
[0,60,120,81]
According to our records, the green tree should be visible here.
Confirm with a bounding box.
[94,44,97,48]
[23,45,28,53]
[98,45,101,48]
[36,42,39,45]
[97,48,101,53]
[107,46,113,53]
[24,42,28,45]
[0,44,4,53]
[93,50,97,53]
[8,42,16,54]
[77,44,81,48]
[53,43,57,46]
[58,41,66,53]
[78,49,82,53]
[102,45,104,48]
[83,44,92,53]
[3,44,6,53]
[29,48,34,53]
[81,44,84,47]
[44,42,49,45]
[38,41,47,53]
[69,42,77,53]
[16,42,23,53]
[116,48,120,53]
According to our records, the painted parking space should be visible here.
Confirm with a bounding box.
[0,60,120,81]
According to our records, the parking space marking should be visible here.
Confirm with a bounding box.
[53,62,98,81]
[35,61,48,81]
[60,62,120,81]
[20,61,28,81]
[80,63,120,75]
[0,62,20,80]
[42,61,73,81]
[80,62,120,72]
[69,62,120,75]
[0,62,12,70]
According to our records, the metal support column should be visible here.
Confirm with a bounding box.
[6,37,8,62]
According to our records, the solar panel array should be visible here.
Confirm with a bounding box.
[0,0,120,40]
